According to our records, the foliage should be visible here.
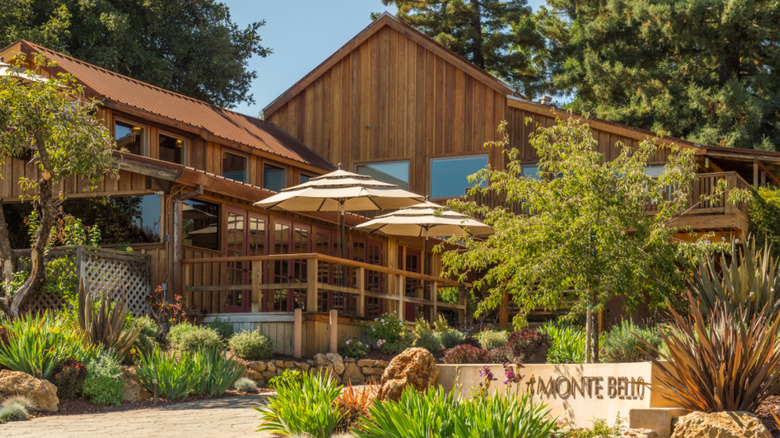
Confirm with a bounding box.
[338,338,369,359]
[433,313,452,333]
[78,282,142,360]
[501,329,550,364]
[563,417,624,438]
[168,323,223,354]
[81,353,124,406]
[0,0,271,108]
[601,320,661,363]
[441,117,736,361]
[130,315,160,357]
[438,329,467,349]
[377,0,546,97]
[207,317,234,341]
[50,357,87,399]
[413,332,443,353]
[0,396,31,422]
[134,348,195,399]
[689,238,780,323]
[643,293,780,412]
[750,187,780,251]
[412,316,435,338]
[233,377,258,393]
[538,321,585,364]
[364,313,411,354]
[353,385,557,438]
[256,370,343,438]
[228,329,272,360]
[545,0,780,150]
[190,347,245,396]
[473,329,508,350]
[335,383,378,432]
[442,344,492,364]
[147,285,190,329]
[268,369,304,391]
[0,312,96,379]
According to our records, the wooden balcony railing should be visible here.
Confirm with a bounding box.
[181,253,467,322]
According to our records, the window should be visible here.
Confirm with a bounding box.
[356,161,410,189]
[300,173,312,184]
[645,165,666,177]
[159,132,186,165]
[115,120,146,155]
[222,151,247,183]
[522,164,541,180]
[61,194,162,244]
[430,155,488,198]
[182,199,220,250]
[263,164,286,192]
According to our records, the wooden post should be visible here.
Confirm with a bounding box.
[293,308,303,359]
[398,273,405,321]
[499,293,509,327]
[753,158,759,188]
[183,263,193,309]
[357,266,365,317]
[306,257,318,312]
[431,281,438,322]
[251,260,262,312]
[329,309,338,354]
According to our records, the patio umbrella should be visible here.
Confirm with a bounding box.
[0,62,49,83]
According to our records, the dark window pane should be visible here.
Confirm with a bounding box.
[300,173,311,184]
[182,199,220,250]
[115,121,145,155]
[356,161,409,189]
[264,164,286,192]
[159,133,184,164]
[62,195,161,244]
[430,156,487,198]
[223,152,247,182]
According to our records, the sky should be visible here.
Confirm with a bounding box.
[221,0,546,117]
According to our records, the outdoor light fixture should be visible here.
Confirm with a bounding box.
[176,139,183,147]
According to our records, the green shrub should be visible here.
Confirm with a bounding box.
[82,353,124,406]
[168,323,223,353]
[538,321,585,364]
[437,329,466,349]
[234,377,258,393]
[207,317,234,341]
[379,336,412,355]
[0,396,31,422]
[229,330,273,360]
[50,357,87,399]
[338,339,368,359]
[131,315,160,357]
[473,329,508,350]
[257,370,343,438]
[191,348,245,396]
[413,332,442,352]
[269,369,304,390]
[365,314,406,349]
[134,348,195,399]
[601,320,661,363]
[78,283,142,360]
[564,417,623,438]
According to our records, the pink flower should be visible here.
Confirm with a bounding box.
[346,339,352,345]
[377,339,386,347]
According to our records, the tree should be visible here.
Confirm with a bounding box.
[440,117,738,362]
[0,56,116,317]
[0,0,270,108]
[377,0,547,97]
[543,0,780,150]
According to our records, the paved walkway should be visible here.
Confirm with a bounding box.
[1,395,274,438]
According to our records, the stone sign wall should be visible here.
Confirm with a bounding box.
[436,362,680,427]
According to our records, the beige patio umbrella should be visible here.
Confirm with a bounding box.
[0,62,49,83]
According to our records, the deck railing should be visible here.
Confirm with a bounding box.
[181,253,467,322]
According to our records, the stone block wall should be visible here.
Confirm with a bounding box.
[242,353,390,387]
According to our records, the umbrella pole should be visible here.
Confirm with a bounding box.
[423,228,428,317]
[340,202,347,288]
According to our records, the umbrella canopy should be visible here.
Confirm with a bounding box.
[0,62,48,83]
[355,200,493,238]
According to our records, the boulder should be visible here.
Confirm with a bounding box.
[377,348,439,401]
[375,360,390,368]
[325,353,345,375]
[266,361,276,373]
[671,411,771,438]
[0,370,58,412]
[247,361,267,373]
[341,362,365,384]
[293,361,311,372]
[313,353,328,367]
[121,370,151,403]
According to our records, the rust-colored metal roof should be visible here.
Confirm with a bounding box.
[2,40,335,171]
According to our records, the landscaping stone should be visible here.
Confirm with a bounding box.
[121,370,151,403]
[313,353,327,367]
[247,361,267,373]
[283,361,294,368]
[341,362,364,384]
[325,353,345,375]
[624,429,658,438]
[362,366,384,376]
[357,359,375,367]
[375,360,389,368]
[293,361,311,372]
[245,369,262,381]
[671,411,771,438]
[0,370,58,412]
[265,362,276,373]
[377,348,438,401]
[261,370,276,380]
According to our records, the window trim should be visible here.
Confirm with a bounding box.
[429,154,489,199]
[158,130,188,165]
[354,159,411,190]
[263,162,287,192]
[114,117,148,156]
[221,149,249,183]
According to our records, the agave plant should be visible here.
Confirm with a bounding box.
[78,280,141,358]
[688,238,780,321]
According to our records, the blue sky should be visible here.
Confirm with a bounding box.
[222,0,546,117]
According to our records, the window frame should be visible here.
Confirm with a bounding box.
[355,159,411,190]
[114,117,148,156]
[429,154,489,199]
[221,149,249,183]
[157,130,188,165]
[263,162,287,192]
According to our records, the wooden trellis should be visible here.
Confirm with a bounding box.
[14,246,152,315]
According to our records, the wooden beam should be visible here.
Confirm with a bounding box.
[306,259,318,312]
[754,158,759,188]
[756,160,780,186]
[357,266,365,317]
[251,260,262,312]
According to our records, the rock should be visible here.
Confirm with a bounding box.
[247,361,267,373]
[306,359,314,365]
[245,369,262,381]
[293,361,311,372]
[357,359,375,368]
[121,370,151,403]
[624,429,657,438]
[341,363,365,384]
[283,361,295,369]
[344,358,356,363]
[375,360,390,368]
[671,411,771,438]
[326,353,345,375]
[317,365,341,384]
[0,370,58,412]
[261,370,276,380]
[377,348,439,402]
[266,362,276,373]
[313,353,328,367]
[362,366,384,376]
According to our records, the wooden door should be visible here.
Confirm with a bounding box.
[224,208,267,313]
[403,248,421,322]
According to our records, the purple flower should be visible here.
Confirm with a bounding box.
[480,366,495,381]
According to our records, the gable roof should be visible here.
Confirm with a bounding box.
[0,40,335,172]
[263,12,522,116]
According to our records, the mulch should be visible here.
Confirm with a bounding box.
[756,396,780,437]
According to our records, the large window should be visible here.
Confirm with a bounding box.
[159,132,186,165]
[430,155,488,198]
[645,165,666,177]
[62,194,162,244]
[115,120,146,156]
[522,164,541,180]
[263,164,286,192]
[222,151,248,183]
[356,161,410,189]
[182,199,220,250]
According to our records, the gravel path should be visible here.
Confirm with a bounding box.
[1,395,274,438]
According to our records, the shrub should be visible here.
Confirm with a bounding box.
[191,348,245,396]
[338,339,368,359]
[168,323,223,353]
[473,329,508,350]
[437,329,466,349]
[207,317,234,341]
[538,321,585,364]
[413,332,443,352]
[257,370,343,438]
[50,357,87,399]
[379,337,412,355]
[488,346,510,363]
[442,345,491,364]
[564,417,623,438]
[131,315,160,357]
[234,377,258,393]
[134,348,196,399]
[78,282,142,360]
[82,353,124,406]
[336,383,378,432]
[0,396,31,422]
[269,369,304,390]
[365,314,405,347]
[601,320,661,363]
[503,329,550,364]
[229,330,273,360]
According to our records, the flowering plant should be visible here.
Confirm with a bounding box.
[363,313,410,354]
[146,285,190,330]
[338,338,368,358]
